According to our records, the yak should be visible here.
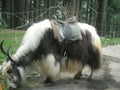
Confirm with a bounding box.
[0,18,101,89]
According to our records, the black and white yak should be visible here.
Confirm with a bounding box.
[0,19,101,89]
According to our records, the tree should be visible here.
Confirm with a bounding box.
[34,0,40,22]
[2,0,11,27]
[106,0,120,37]
[86,0,97,25]
[96,0,107,35]
[0,0,119,38]
[12,0,25,28]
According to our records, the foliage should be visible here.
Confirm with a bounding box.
[108,0,120,13]
[0,0,119,38]
[101,37,120,47]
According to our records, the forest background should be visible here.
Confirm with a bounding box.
[0,0,120,37]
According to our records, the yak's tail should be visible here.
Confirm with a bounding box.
[87,28,102,70]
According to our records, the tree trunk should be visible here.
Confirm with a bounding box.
[44,0,51,17]
[96,0,107,35]
[10,0,14,28]
[2,0,11,27]
[25,0,30,23]
[78,0,82,20]
[34,0,39,22]
[13,0,25,29]
[87,0,98,25]
[86,0,90,23]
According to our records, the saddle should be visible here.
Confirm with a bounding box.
[50,16,83,65]
[50,16,82,42]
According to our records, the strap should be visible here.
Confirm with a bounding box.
[49,20,58,39]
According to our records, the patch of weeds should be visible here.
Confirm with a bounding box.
[101,37,120,46]
[0,75,8,90]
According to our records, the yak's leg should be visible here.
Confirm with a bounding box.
[88,68,94,81]
[41,53,60,85]
[74,71,82,79]
[74,62,84,80]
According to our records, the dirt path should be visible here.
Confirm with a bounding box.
[16,45,120,90]
[102,45,120,58]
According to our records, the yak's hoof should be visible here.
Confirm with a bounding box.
[74,73,82,80]
[87,76,92,81]
[74,76,81,80]
[43,77,54,86]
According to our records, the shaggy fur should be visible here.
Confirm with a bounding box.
[0,19,101,89]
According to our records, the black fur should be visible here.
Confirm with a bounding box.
[2,26,101,87]
[12,27,100,79]
[17,29,61,66]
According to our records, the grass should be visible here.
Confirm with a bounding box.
[0,75,8,90]
[0,29,25,64]
[101,37,120,47]
[0,29,24,90]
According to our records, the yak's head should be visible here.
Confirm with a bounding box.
[0,40,22,89]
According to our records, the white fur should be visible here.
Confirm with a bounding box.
[0,20,102,89]
[14,19,52,60]
[38,54,60,81]
[77,22,101,47]
[1,61,12,75]
[14,54,61,83]
[77,22,97,39]
[17,67,25,81]
[15,22,101,81]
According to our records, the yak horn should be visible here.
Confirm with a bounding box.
[0,40,16,64]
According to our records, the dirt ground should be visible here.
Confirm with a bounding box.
[11,45,120,90]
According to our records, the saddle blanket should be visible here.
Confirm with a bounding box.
[52,20,82,42]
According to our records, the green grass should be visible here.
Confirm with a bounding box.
[101,37,120,47]
[0,75,8,90]
[0,29,25,90]
[0,29,25,64]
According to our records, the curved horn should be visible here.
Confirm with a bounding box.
[7,46,16,64]
[0,40,8,55]
[0,40,16,64]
